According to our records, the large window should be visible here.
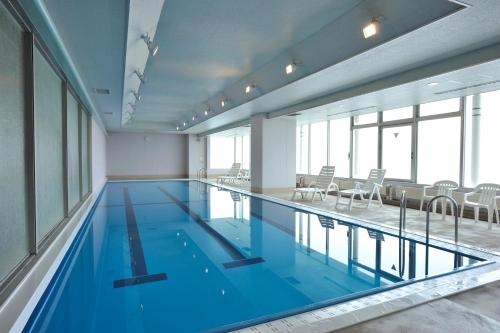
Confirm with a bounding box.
[0,3,30,282]
[419,98,460,117]
[417,117,461,184]
[309,121,327,175]
[352,127,378,178]
[296,124,309,174]
[329,117,350,178]
[382,125,412,180]
[464,91,500,187]
[34,48,65,241]
[209,133,250,169]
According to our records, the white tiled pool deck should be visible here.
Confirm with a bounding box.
[204,179,500,333]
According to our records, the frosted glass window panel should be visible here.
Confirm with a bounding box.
[464,91,500,187]
[34,48,65,241]
[296,125,309,174]
[354,112,378,125]
[242,135,250,170]
[382,125,412,179]
[383,106,413,122]
[309,121,327,175]
[329,117,350,178]
[67,93,81,211]
[209,136,234,168]
[352,127,378,178]
[419,98,460,117]
[0,4,30,281]
[81,111,90,195]
[417,117,460,184]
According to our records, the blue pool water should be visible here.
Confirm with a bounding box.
[24,180,487,332]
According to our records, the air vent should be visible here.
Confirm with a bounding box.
[287,113,302,117]
[94,88,111,95]
[434,80,500,95]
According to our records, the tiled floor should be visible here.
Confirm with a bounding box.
[212,180,500,332]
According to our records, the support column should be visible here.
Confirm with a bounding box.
[250,114,296,194]
[471,94,481,186]
[188,135,206,178]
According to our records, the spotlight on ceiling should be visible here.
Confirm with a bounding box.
[220,99,226,108]
[176,125,180,131]
[245,84,255,94]
[285,60,299,75]
[183,121,186,127]
[204,109,209,116]
[192,114,197,121]
[363,18,380,39]
[131,90,142,102]
[141,33,159,56]
[427,82,439,87]
[134,70,146,83]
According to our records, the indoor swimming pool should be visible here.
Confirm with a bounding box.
[23,180,489,333]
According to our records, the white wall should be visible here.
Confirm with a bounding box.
[106,132,188,178]
[91,118,107,190]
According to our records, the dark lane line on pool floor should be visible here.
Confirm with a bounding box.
[157,186,264,269]
[113,187,167,288]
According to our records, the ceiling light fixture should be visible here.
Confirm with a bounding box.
[131,90,142,102]
[141,33,159,56]
[245,84,255,94]
[285,60,300,75]
[204,109,209,116]
[363,18,380,39]
[220,98,229,108]
[176,124,180,131]
[134,70,146,83]
[427,82,439,87]
[192,114,197,121]
[183,121,186,127]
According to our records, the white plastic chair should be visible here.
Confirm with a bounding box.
[419,180,458,220]
[217,163,241,184]
[335,169,386,211]
[460,183,500,230]
[292,166,339,202]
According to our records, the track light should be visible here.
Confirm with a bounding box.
[192,114,197,121]
[363,18,380,39]
[245,84,255,94]
[220,98,228,108]
[176,125,180,131]
[204,109,209,116]
[134,70,146,83]
[131,90,142,102]
[183,121,186,127]
[285,60,300,75]
[141,33,159,56]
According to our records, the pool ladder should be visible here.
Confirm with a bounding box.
[425,195,459,275]
[398,191,407,278]
[197,167,207,180]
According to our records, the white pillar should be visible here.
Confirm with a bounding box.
[250,114,296,193]
[188,135,206,178]
[471,94,481,186]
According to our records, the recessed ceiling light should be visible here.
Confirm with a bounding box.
[204,109,209,116]
[183,121,186,127]
[427,82,439,87]
[192,115,196,121]
[245,85,254,94]
[448,80,462,84]
[363,19,379,39]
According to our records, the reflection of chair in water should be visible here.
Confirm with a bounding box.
[318,216,335,229]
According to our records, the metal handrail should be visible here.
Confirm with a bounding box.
[398,190,407,278]
[425,195,459,275]
[197,167,207,180]
[399,190,407,235]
